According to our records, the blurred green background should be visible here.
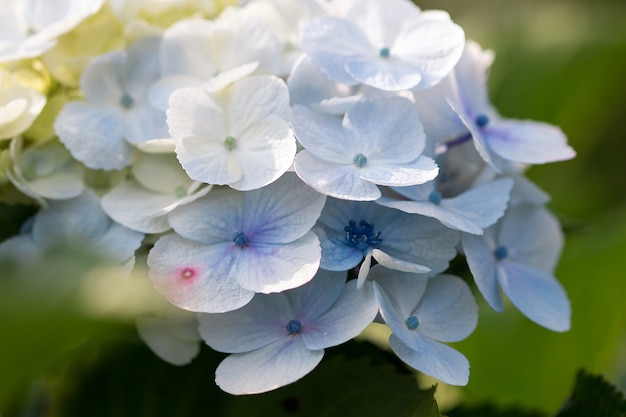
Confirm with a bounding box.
[418,0,626,412]
[2,0,626,415]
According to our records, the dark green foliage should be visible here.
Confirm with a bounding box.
[555,370,626,417]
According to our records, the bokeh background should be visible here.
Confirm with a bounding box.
[1,0,625,415]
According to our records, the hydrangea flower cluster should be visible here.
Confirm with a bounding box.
[0,0,575,395]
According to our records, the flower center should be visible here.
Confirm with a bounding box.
[286,319,302,334]
[428,190,443,205]
[494,245,508,260]
[353,153,368,168]
[232,231,248,247]
[344,220,383,252]
[379,47,391,58]
[120,93,134,109]
[406,316,420,330]
[224,136,237,150]
[475,114,489,128]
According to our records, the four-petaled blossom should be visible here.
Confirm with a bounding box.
[54,37,168,170]
[197,269,379,394]
[370,266,478,385]
[167,75,295,191]
[462,205,571,331]
[147,174,326,313]
[292,97,438,201]
[315,198,460,287]
[299,0,465,91]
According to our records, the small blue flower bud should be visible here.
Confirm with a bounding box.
[353,153,368,168]
[406,316,420,330]
[494,245,508,260]
[379,47,391,58]
[120,93,134,109]
[475,114,489,128]
[232,231,248,247]
[428,190,443,205]
[286,319,302,334]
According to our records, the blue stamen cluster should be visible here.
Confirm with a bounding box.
[494,245,508,260]
[406,316,420,330]
[286,319,302,334]
[344,220,383,252]
[232,231,249,247]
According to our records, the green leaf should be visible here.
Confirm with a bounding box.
[555,370,626,417]
[51,339,442,417]
[447,404,546,417]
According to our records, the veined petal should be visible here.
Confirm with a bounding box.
[287,269,347,325]
[147,234,255,313]
[316,226,364,271]
[54,102,133,170]
[485,120,575,164]
[302,280,379,350]
[462,232,503,311]
[389,334,470,386]
[234,232,321,294]
[345,56,422,91]
[175,136,242,185]
[197,292,294,354]
[215,337,324,395]
[414,274,478,342]
[167,86,226,142]
[497,260,570,332]
[295,151,380,200]
[359,156,438,187]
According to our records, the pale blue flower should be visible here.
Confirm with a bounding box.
[370,266,478,385]
[292,97,438,201]
[197,269,379,394]
[462,204,570,331]
[147,174,326,313]
[315,198,459,287]
[414,41,575,173]
[54,37,168,170]
[299,0,464,91]
[0,188,144,266]
[377,177,514,235]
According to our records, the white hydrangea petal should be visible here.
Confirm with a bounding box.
[31,189,110,248]
[287,269,347,325]
[215,337,324,395]
[389,334,470,386]
[498,205,563,271]
[124,37,161,97]
[132,152,193,194]
[372,248,430,274]
[197,292,294,354]
[414,275,478,342]
[453,40,494,117]
[80,50,126,106]
[370,266,428,320]
[23,172,83,200]
[242,173,326,244]
[176,136,242,185]
[442,177,514,231]
[485,120,575,164]
[228,75,291,132]
[497,260,570,332]
[90,222,144,264]
[160,19,218,78]
[359,156,438,187]
[101,180,178,234]
[203,62,259,93]
[123,103,168,144]
[55,102,133,170]
[229,116,295,191]
[295,151,381,200]
[299,17,372,85]
[288,55,349,107]
[392,16,465,89]
[167,86,226,144]
[462,232,503,311]
[302,280,378,350]
[148,75,202,111]
[235,232,321,294]
[345,57,422,92]
[345,0,422,46]
[147,234,255,313]
[168,188,243,245]
[136,316,201,366]
[344,97,426,163]
[509,175,551,206]
[290,106,354,163]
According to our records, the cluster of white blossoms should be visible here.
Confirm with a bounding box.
[0,0,576,394]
